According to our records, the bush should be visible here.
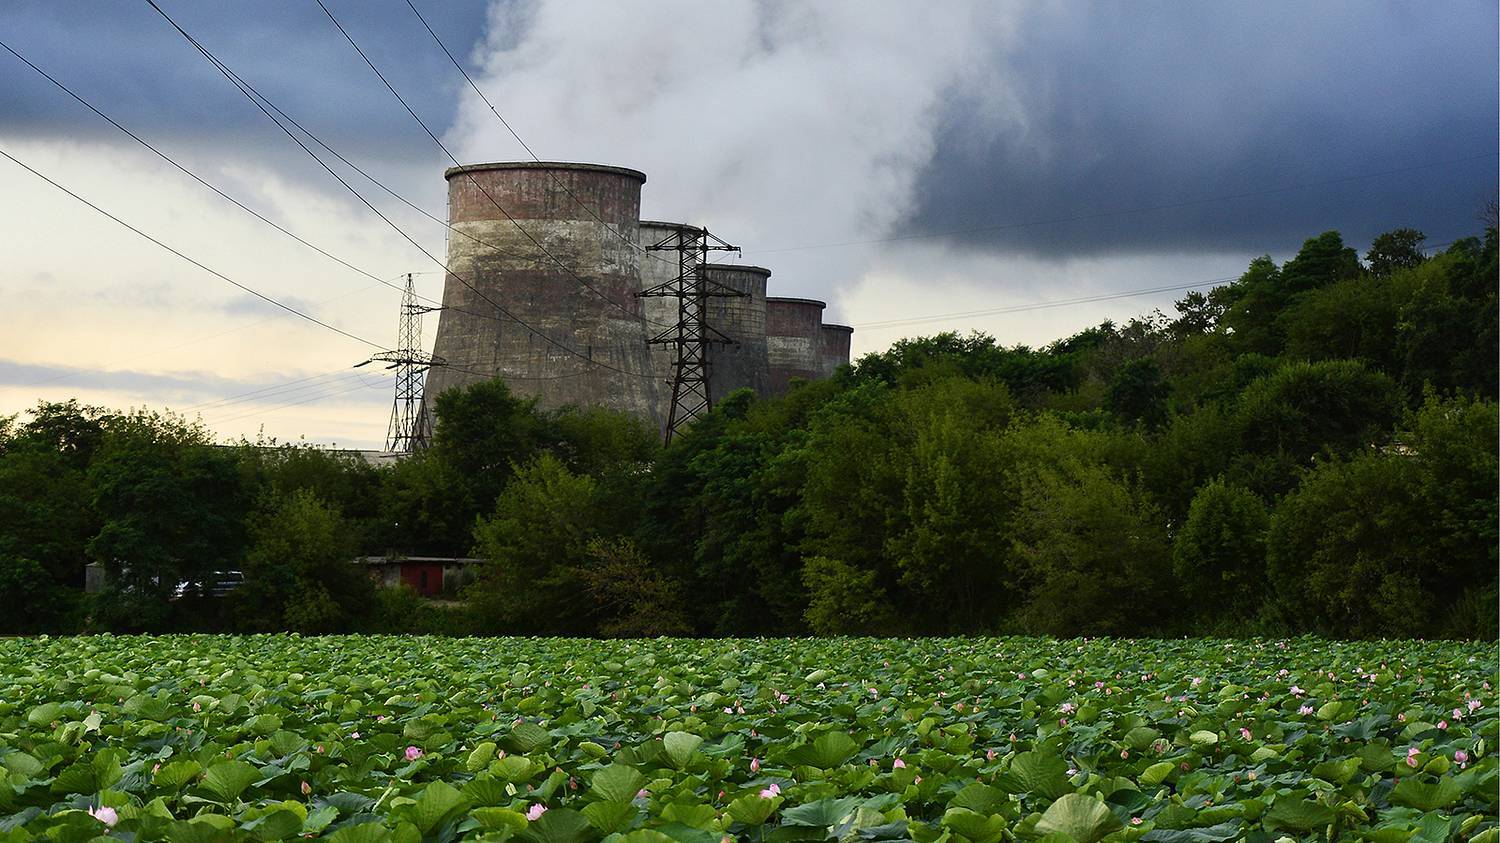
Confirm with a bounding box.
[1172,479,1269,629]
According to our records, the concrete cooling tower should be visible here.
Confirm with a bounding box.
[703,264,771,401]
[766,297,827,395]
[419,160,852,440]
[820,324,854,377]
[423,162,663,431]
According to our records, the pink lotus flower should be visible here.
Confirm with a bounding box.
[750,758,760,773]
[913,776,922,785]
[986,749,998,761]
[1094,681,1105,689]
[1467,699,1482,712]
[350,732,360,739]
[1438,720,1449,730]
[1299,705,1314,715]
[1452,708,1464,720]
[1289,686,1305,696]
[1120,749,1129,759]
[1059,718,1068,728]
[892,758,906,769]
[759,783,781,799]
[192,701,201,712]
[1191,677,1203,687]
[526,804,547,821]
[1131,817,1142,826]
[1239,728,1252,741]
[637,789,649,798]
[1059,703,1076,714]
[301,780,312,795]
[404,746,424,761]
[89,806,118,827]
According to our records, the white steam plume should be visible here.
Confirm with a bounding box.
[447,0,1022,315]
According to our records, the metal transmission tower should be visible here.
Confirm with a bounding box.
[357,274,445,452]
[639,227,742,444]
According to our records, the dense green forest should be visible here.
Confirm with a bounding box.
[2,225,1495,638]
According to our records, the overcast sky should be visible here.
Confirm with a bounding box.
[1,1,1494,448]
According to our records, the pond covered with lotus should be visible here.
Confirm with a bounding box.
[0,636,1494,842]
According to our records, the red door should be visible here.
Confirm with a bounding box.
[401,562,444,596]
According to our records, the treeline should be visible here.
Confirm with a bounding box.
[1,225,1494,638]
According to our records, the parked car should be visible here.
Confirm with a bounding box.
[171,570,245,600]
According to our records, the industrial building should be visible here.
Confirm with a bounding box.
[422,162,851,437]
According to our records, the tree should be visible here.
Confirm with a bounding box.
[1236,360,1402,465]
[469,453,602,634]
[1169,290,1225,337]
[1172,479,1269,628]
[1365,228,1426,276]
[1107,357,1171,430]
[234,489,371,633]
[86,411,248,631]
[1266,452,1436,638]
[578,537,692,637]
[1009,459,1174,636]
[801,556,896,635]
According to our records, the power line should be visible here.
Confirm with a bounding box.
[850,232,1476,333]
[851,280,1229,332]
[0,38,398,294]
[145,0,658,380]
[202,374,389,428]
[0,145,383,350]
[0,34,566,362]
[750,152,1500,255]
[313,0,670,326]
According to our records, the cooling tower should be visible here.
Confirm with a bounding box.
[819,324,854,377]
[766,296,827,395]
[423,162,663,431]
[703,264,771,401]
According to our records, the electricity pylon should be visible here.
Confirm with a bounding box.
[358,274,444,452]
[639,227,742,444]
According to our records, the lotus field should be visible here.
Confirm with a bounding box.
[0,637,1494,842]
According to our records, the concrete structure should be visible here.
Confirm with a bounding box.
[419,160,852,435]
[704,264,771,401]
[766,297,827,395]
[819,324,854,377]
[423,162,663,431]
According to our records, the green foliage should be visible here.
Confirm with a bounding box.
[233,488,372,633]
[85,410,248,631]
[577,538,692,638]
[0,635,1492,840]
[1010,458,1174,636]
[3,221,1496,641]
[1172,479,1269,629]
[470,453,603,635]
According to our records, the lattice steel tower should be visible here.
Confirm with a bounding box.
[639,227,742,444]
[360,274,444,452]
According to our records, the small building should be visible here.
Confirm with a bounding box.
[354,556,483,597]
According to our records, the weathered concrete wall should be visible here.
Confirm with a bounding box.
[819,324,853,377]
[703,265,771,401]
[424,162,663,431]
[766,297,826,396]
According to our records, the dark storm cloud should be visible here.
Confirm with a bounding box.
[0,0,490,164]
[910,2,1499,259]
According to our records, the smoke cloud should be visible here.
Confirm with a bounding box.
[448,1,1023,314]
